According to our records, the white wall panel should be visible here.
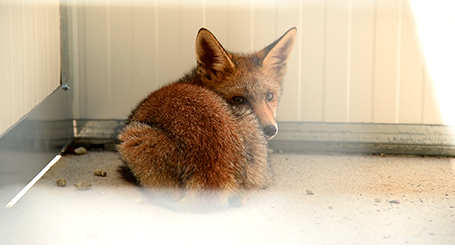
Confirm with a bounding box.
[373,0,401,123]
[72,0,447,125]
[300,0,325,122]
[0,0,61,135]
[180,0,204,73]
[349,0,375,123]
[156,0,181,87]
[227,0,252,51]
[131,1,157,102]
[422,67,442,124]
[398,1,423,124]
[324,0,350,122]
[83,2,110,119]
[252,0,277,51]
[110,3,134,118]
[204,0,229,45]
[275,0,300,121]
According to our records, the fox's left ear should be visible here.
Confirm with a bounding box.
[257,27,297,79]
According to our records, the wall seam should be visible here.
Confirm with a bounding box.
[106,2,112,117]
[322,0,327,122]
[297,0,303,121]
[346,0,353,123]
[395,0,403,123]
[371,0,377,122]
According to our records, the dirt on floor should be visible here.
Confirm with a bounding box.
[1,150,454,244]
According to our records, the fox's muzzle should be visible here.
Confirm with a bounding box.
[249,101,278,140]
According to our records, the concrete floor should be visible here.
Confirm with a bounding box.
[1,150,455,244]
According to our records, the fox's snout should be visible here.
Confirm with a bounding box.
[249,101,278,140]
[263,124,278,139]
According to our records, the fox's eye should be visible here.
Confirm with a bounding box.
[232,96,246,105]
[266,92,274,102]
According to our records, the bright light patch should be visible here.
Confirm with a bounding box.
[5,155,62,209]
[408,0,455,125]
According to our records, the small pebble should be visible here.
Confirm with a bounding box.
[389,199,400,204]
[306,189,314,195]
[94,169,107,177]
[375,198,382,203]
[56,178,66,187]
[74,181,92,191]
[74,147,87,155]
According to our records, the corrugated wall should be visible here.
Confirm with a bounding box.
[72,0,444,125]
[0,0,450,138]
[0,0,61,136]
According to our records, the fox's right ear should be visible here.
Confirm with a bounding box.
[257,27,297,80]
[195,28,235,84]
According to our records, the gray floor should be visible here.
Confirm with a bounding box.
[1,150,455,244]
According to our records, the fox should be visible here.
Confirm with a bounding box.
[117,27,296,209]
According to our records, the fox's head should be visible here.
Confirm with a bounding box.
[194,27,297,140]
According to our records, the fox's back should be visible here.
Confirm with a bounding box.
[128,82,245,176]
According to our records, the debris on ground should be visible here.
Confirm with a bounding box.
[74,147,88,155]
[94,169,107,177]
[74,181,92,191]
[55,178,66,187]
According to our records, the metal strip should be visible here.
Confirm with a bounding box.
[71,120,455,156]
[74,119,125,139]
[269,122,455,156]
[0,86,73,208]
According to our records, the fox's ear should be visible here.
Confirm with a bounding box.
[195,28,235,83]
[257,27,297,79]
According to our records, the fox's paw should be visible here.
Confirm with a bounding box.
[228,191,252,207]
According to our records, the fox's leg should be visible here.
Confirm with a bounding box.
[228,190,252,207]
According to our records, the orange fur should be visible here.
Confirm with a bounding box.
[117,27,296,209]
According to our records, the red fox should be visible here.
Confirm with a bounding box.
[117,27,296,209]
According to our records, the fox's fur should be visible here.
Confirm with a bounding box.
[117,27,296,209]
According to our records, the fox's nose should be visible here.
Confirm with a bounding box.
[263,125,278,138]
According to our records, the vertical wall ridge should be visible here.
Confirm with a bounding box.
[69,0,445,125]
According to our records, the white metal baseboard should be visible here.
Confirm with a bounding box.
[72,119,455,157]
[0,85,73,208]
[270,122,455,156]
